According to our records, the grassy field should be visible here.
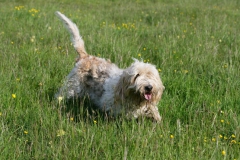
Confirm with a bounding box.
[0,0,240,159]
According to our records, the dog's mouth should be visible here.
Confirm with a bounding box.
[144,92,152,100]
[143,85,153,101]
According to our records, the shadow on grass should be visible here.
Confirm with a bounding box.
[48,88,160,126]
[46,85,119,124]
[57,96,117,124]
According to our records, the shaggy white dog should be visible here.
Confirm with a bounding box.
[55,11,165,122]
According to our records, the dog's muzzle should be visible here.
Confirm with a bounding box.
[144,85,153,100]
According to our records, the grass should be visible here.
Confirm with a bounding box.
[0,0,240,159]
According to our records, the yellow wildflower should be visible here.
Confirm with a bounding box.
[29,8,39,13]
[223,64,228,68]
[212,138,216,142]
[12,94,16,99]
[49,141,53,148]
[170,135,174,139]
[231,140,236,144]
[57,129,65,137]
[70,117,74,121]
[58,96,63,103]
[24,131,28,134]
[204,137,207,142]
[122,23,128,29]
[15,6,24,10]
[221,150,226,156]
[94,120,97,124]
[30,36,35,42]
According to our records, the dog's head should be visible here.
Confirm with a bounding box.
[115,60,164,122]
[121,60,164,102]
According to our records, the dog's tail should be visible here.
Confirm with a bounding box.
[55,11,87,58]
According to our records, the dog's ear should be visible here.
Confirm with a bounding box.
[114,71,132,101]
[154,85,165,102]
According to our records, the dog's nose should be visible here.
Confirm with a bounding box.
[145,85,153,92]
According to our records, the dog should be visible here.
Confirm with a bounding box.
[55,11,165,122]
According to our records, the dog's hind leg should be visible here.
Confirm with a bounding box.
[55,67,83,100]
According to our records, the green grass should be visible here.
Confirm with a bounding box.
[0,0,240,159]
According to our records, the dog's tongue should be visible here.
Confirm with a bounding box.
[144,93,152,100]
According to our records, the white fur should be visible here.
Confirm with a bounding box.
[55,11,85,52]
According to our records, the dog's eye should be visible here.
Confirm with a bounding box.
[134,74,140,82]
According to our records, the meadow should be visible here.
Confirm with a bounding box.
[0,0,239,159]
